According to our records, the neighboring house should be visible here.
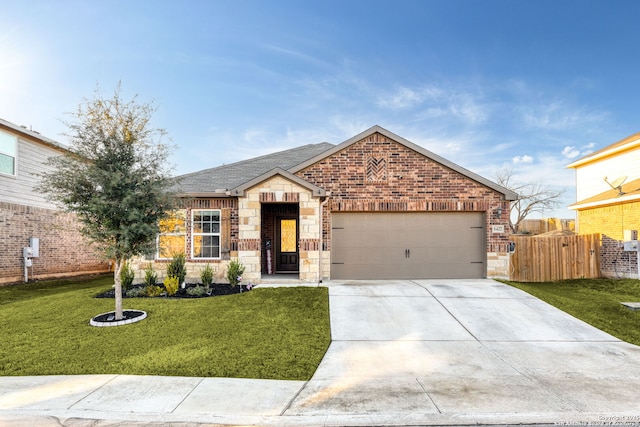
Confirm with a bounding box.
[0,118,110,285]
[139,126,517,283]
[568,131,640,278]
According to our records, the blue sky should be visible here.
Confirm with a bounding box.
[2,0,640,219]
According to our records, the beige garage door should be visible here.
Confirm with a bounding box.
[331,212,485,279]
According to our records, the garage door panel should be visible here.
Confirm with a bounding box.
[332,212,485,279]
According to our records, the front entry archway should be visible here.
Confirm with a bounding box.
[262,203,299,276]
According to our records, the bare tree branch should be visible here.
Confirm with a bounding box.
[494,165,565,234]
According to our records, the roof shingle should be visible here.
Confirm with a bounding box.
[174,142,334,194]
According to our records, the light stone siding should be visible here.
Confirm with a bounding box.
[487,252,510,279]
[240,175,323,282]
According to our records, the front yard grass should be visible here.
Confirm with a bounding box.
[0,275,331,380]
[502,278,640,346]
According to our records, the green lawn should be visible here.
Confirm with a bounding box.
[0,275,331,380]
[502,278,640,346]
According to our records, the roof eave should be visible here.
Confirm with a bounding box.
[569,193,640,210]
[567,136,640,169]
[0,118,71,154]
[176,192,231,198]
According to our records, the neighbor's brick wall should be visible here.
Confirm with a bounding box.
[0,202,110,285]
[577,202,640,240]
[577,202,640,278]
[296,131,512,277]
[600,235,639,278]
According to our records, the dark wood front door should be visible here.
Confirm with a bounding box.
[276,217,298,273]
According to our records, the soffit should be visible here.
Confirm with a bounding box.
[569,177,640,210]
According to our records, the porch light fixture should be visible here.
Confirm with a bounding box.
[496,207,503,218]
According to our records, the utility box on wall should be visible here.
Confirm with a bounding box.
[30,237,40,258]
[623,240,639,252]
[624,230,638,241]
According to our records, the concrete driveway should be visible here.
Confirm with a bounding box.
[287,279,640,425]
[1,279,640,426]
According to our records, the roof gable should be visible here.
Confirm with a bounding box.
[229,168,327,197]
[290,125,518,200]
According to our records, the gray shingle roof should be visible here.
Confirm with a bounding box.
[174,142,334,194]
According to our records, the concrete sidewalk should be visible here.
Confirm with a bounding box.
[1,279,640,426]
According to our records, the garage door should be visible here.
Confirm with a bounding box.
[331,212,485,279]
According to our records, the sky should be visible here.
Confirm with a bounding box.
[2,0,640,219]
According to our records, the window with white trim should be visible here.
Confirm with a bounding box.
[0,130,17,176]
[192,209,221,259]
[157,210,186,259]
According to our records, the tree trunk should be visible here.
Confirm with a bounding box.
[113,258,124,320]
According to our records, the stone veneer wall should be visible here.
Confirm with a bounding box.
[296,132,513,278]
[0,201,110,285]
[239,176,322,282]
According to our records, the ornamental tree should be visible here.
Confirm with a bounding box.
[40,85,177,320]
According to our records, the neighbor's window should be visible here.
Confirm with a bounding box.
[192,209,221,259]
[0,130,17,176]
[157,210,186,259]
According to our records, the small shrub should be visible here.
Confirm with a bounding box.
[200,263,214,286]
[166,252,186,285]
[186,285,209,297]
[144,285,163,297]
[143,263,157,287]
[126,287,146,298]
[120,261,135,290]
[163,276,179,296]
[226,259,245,287]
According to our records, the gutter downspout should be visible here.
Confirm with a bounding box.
[319,193,331,284]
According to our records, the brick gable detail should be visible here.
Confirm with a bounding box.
[296,132,511,253]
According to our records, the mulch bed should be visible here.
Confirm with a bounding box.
[95,283,253,299]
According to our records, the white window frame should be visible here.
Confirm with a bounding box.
[0,130,17,177]
[156,210,187,260]
[191,209,222,260]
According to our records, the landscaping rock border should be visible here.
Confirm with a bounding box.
[90,310,147,327]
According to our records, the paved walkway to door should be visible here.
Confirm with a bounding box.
[1,279,639,426]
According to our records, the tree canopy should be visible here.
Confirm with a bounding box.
[40,86,177,319]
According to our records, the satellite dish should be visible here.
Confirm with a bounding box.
[604,176,627,196]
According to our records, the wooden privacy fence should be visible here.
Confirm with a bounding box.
[510,234,601,282]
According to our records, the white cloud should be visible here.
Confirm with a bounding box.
[520,99,608,132]
[513,155,534,164]
[376,86,434,110]
[580,142,596,156]
[376,85,488,125]
[561,146,580,158]
[562,142,596,159]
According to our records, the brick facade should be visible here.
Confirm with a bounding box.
[0,202,110,285]
[576,202,640,278]
[296,132,512,255]
[162,130,513,283]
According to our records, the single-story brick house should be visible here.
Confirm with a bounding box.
[142,126,517,283]
[0,117,110,285]
[568,131,640,278]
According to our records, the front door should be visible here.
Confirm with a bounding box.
[276,217,299,273]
